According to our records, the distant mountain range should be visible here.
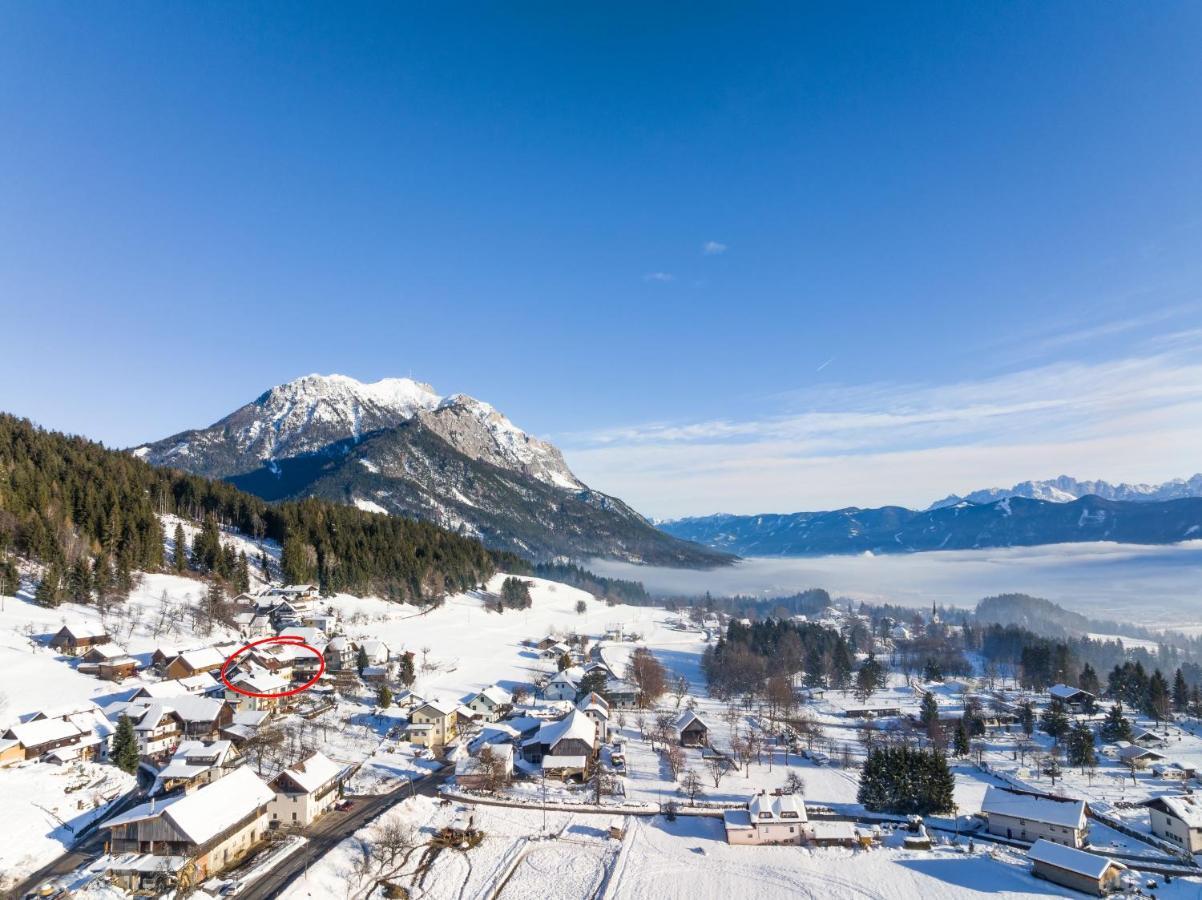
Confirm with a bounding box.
[927,474,1202,509]
[134,374,730,568]
[657,494,1202,557]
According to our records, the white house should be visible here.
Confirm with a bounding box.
[980,787,1087,847]
[466,686,513,722]
[724,793,808,845]
[577,692,611,742]
[1147,795,1202,852]
[269,751,343,828]
[543,669,581,702]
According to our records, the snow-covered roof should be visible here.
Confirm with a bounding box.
[83,643,129,660]
[531,709,596,751]
[233,709,270,727]
[275,752,342,794]
[1049,684,1092,701]
[56,622,108,640]
[981,787,1086,829]
[108,767,273,845]
[97,853,189,874]
[232,671,289,694]
[577,692,610,716]
[1118,742,1167,762]
[5,717,84,748]
[473,686,513,706]
[174,647,226,670]
[156,740,236,784]
[748,792,807,822]
[674,709,709,732]
[808,820,856,840]
[1027,839,1122,879]
[1148,795,1202,827]
[133,673,220,699]
[279,626,325,645]
[415,698,458,717]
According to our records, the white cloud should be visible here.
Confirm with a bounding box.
[559,338,1202,518]
[642,271,675,283]
[702,240,727,255]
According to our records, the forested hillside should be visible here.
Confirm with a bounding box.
[0,414,499,603]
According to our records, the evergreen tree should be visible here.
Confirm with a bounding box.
[398,651,416,687]
[1078,662,1100,697]
[1148,669,1171,724]
[65,559,92,604]
[235,552,251,594]
[579,669,610,700]
[173,524,188,574]
[1099,703,1132,743]
[376,684,393,709]
[35,562,63,607]
[953,719,970,757]
[356,645,370,675]
[922,658,943,682]
[1172,668,1189,713]
[854,654,883,702]
[1017,699,1035,737]
[1040,698,1070,743]
[557,651,572,672]
[919,691,939,733]
[1066,720,1096,773]
[112,714,140,774]
[857,745,955,815]
[0,557,18,596]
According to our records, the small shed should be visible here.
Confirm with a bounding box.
[1026,839,1125,896]
[608,816,626,839]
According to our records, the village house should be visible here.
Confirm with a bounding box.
[2,717,93,763]
[264,584,319,602]
[49,622,111,655]
[152,740,240,795]
[77,642,131,673]
[522,709,597,780]
[358,639,390,667]
[1048,684,1095,711]
[577,692,611,743]
[1026,839,1125,896]
[406,699,459,750]
[466,686,513,722]
[540,641,572,662]
[164,647,228,680]
[151,646,184,673]
[268,751,343,828]
[543,668,581,702]
[102,767,275,886]
[534,636,561,652]
[221,709,270,746]
[674,709,710,747]
[1146,795,1202,852]
[122,697,234,758]
[1131,728,1168,748]
[455,743,514,790]
[1117,741,1168,770]
[232,610,274,637]
[604,678,639,709]
[224,668,289,712]
[322,635,356,671]
[98,656,140,682]
[980,787,1087,847]
[130,674,221,700]
[723,792,808,845]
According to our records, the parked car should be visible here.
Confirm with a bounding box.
[335,799,355,811]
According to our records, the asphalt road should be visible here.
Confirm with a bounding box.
[237,772,444,900]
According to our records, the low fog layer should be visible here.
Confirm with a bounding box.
[588,541,1202,626]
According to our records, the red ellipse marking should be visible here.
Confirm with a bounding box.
[220,635,327,698]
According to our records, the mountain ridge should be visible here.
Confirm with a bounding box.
[927,473,1202,509]
[657,494,1202,556]
[135,374,729,568]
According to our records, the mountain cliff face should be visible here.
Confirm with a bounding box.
[658,495,1202,557]
[135,374,730,568]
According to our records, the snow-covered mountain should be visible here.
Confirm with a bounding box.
[927,474,1202,510]
[135,374,727,567]
[134,374,578,491]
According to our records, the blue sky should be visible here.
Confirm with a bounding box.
[2,4,1201,516]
